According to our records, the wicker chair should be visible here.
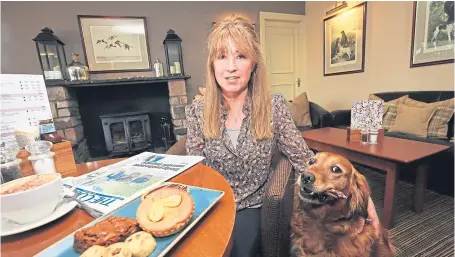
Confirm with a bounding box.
[165,136,295,257]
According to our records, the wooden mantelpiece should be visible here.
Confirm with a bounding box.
[45,75,191,88]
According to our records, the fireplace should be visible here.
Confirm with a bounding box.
[100,111,153,157]
[45,76,190,162]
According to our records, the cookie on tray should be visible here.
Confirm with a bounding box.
[125,231,157,257]
[80,245,108,257]
[73,216,141,253]
[106,242,132,257]
[136,185,194,237]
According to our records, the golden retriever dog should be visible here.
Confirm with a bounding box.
[290,152,394,257]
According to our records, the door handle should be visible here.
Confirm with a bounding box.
[297,78,301,87]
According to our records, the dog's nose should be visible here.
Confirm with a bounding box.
[301,172,315,184]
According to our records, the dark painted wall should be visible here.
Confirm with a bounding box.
[1,1,305,100]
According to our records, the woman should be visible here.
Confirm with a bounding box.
[185,14,380,257]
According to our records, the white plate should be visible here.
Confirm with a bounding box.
[1,200,78,237]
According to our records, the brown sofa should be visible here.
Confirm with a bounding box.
[165,136,294,257]
[330,91,454,196]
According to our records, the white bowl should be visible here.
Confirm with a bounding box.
[0,173,63,224]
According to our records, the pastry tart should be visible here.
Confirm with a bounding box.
[136,184,194,237]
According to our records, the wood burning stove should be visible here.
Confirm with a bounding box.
[100,111,153,157]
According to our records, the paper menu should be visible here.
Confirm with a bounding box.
[1,74,53,150]
[350,100,383,130]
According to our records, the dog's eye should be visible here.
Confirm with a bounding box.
[308,158,316,165]
[331,166,342,173]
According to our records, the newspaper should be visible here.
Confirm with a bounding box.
[63,152,204,215]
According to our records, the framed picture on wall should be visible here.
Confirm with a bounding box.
[77,15,152,73]
[410,1,454,67]
[323,2,367,76]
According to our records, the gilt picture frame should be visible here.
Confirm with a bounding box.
[410,1,454,68]
[323,2,367,76]
[78,15,152,73]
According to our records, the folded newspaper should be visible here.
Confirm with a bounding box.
[63,152,204,215]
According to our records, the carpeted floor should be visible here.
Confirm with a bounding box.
[357,165,454,257]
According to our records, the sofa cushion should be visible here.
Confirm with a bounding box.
[388,104,436,137]
[382,104,398,131]
[369,95,408,131]
[404,98,454,139]
[369,94,408,105]
[374,91,453,103]
[287,92,312,127]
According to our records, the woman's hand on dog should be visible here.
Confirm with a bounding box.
[367,196,381,237]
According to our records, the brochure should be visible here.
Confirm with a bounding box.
[63,152,204,214]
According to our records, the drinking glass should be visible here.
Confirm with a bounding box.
[360,128,369,144]
[369,128,379,144]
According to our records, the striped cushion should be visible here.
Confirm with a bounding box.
[382,103,398,131]
[369,94,409,104]
[369,95,408,131]
[404,98,454,139]
[428,108,453,138]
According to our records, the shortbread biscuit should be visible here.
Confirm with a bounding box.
[106,243,132,257]
[80,245,108,257]
[125,231,157,257]
[137,186,194,237]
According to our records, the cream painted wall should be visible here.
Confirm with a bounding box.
[305,1,454,111]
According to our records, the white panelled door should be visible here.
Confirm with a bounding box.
[260,12,306,101]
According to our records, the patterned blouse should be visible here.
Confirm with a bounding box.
[185,94,315,210]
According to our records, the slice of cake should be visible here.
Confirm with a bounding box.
[73,216,141,253]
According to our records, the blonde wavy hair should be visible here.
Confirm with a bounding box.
[203,14,273,140]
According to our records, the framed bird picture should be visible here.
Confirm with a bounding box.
[323,2,367,76]
[78,15,152,73]
[410,1,454,67]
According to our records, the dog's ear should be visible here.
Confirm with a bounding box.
[348,168,371,217]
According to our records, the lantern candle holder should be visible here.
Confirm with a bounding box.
[163,29,185,76]
[33,27,68,81]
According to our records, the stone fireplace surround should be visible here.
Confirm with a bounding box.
[45,76,190,163]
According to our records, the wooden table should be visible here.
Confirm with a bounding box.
[302,127,450,229]
[1,159,236,257]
